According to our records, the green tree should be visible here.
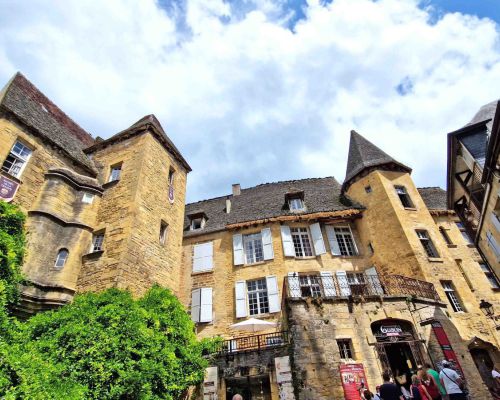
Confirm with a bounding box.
[1,286,210,399]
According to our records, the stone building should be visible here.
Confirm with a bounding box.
[0,72,499,399]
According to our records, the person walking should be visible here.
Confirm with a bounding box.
[232,395,243,400]
[380,371,404,400]
[421,369,441,400]
[439,360,465,400]
[425,363,446,399]
[373,385,382,400]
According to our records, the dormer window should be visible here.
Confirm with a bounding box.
[188,213,207,231]
[285,191,305,212]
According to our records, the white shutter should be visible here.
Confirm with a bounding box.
[487,231,500,260]
[261,228,274,260]
[491,213,500,233]
[191,289,201,322]
[199,288,213,323]
[336,271,351,296]
[326,226,341,255]
[204,241,213,270]
[310,223,326,255]
[280,225,295,257]
[365,266,383,295]
[320,271,336,297]
[233,234,244,265]
[192,242,213,272]
[266,275,280,313]
[235,280,247,318]
[287,272,301,298]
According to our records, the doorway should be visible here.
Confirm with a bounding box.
[470,347,495,395]
[225,375,272,400]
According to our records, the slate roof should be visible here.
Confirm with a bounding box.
[417,187,448,210]
[0,72,97,174]
[85,114,191,172]
[184,177,364,237]
[344,130,411,189]
[466,99,499,131]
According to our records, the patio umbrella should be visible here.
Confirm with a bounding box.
[230,318,277,333]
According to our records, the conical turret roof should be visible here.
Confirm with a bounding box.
[343,130,411,191]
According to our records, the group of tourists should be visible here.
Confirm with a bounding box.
[359,361,468,400]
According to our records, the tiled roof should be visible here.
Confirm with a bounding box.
[85,114,191,172]
[184,177,364,237]
[344,130,411,189]
[417,187,448,210]
[0,72,96,174]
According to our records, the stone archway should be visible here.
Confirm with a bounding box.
[468,336,499,396]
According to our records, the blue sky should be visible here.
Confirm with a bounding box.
[0,0,499,202]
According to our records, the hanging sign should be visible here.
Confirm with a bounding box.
[0,176,19,202]
[340,363,369,400]
[380,325,403,336]
[275,356,295,400]
[168,184,174,203]
[431,321,464,376]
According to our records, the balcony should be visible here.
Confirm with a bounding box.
[283,273,440,302]
[209,331,289,355]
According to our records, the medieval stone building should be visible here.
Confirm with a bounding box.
[0,72,498,400]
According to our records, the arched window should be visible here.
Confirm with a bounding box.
[54,249,69,268]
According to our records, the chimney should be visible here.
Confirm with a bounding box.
[232,183,241,196]
[226,196,231,214]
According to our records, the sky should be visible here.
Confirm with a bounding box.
[0,0,499,203]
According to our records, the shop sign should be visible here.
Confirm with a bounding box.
[203,366,218,400]
[275,356,295,400]
[0,176,19,202]
[380,325,403,336]
[340,363,369,400]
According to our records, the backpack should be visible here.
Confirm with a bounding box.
[410,384,422,400]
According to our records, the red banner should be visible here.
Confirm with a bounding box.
[431,321,464,376]
[340,364,369,400]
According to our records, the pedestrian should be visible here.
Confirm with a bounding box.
[379,371,404,400]
[439,360,465,400]
[421,369,441,400]
[364,389,374,400]
[373,385,382,400]
[425,363,446,399]
[359,382,367,400]
[232,395,243,400]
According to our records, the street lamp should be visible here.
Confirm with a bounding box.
[479,299,498,329]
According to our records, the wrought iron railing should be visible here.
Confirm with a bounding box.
[211,331,289,355]
[284,273,440,301]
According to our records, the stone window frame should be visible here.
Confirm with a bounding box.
[108,163,122,183]
[243,232,264,264]
[54,248,69,269]
[82,192,95,204]
[455,221,473,245]
[439,226,453,246]
[168,167,175,204]
[336,339,354,360]
[290,227,314,258]
[91,231,105,253]
[246,278,269,316]
[159,220,168,246]
[1,139,33,179]
[441,281,465,312]
[416,229,439,258]
[479,261,499,289]
[394,185,414,209]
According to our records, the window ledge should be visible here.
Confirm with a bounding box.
[294,256,316,260]
[447,244,458,248]
[102,180,119,189]
[333,254,362,259]
[0,171,22,183]
[82,250,104,260]
[404,207,417,211]
[466,244,476,248]
[427,257,443,263]
[240,261,267,267]
[191,270,214,276]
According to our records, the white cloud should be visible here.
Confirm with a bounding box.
[0,0,498,201]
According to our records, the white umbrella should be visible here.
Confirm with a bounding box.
[230,318,277,333]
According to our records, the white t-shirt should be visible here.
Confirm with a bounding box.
[493,369,500,379]
[439,368,462,394]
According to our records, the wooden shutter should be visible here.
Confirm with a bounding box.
[200,287,213,323]
[310,223,326,255]
[191,289,201,322]
[487,231,500,260]
[233,234,244,265]
[287,272,301,298]
[320,271,336,296]
[365,266,383,295]
[336,271,351,296]
[193,242,213,272]
[261,228,274,260]
[266,275,280,313]
[347,225,359,255]
[235,280,247,318]
[280,225,295,257]
[325,225,341,255]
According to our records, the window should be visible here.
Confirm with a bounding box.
[168,167,175,203]
[479,262,499,289]
[159,221,168,246]
[82,192,94,204]
[395,185,414,208]
[191,287,212,323]
[243,233,264,264]
[54,249,69,268]
[455,222,472,244]
[91,233,104,252]
[192,242,213,272]
[337,339,354,359]
[299,275,322,297]
[347,273,365,285]
[1,140,32,178]
[441,281,464,312]
[368,242,374,254]
[289,198,305,211]
[333,227,358,256]
[416,230,439,258]
[247,279,269,315]
[291,227,313,257]
[190,217,205,230]
[365,186,372,193]
[439,226,453,245]
[108,164,122,182]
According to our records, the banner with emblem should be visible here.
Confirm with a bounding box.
[0,176,19,202]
